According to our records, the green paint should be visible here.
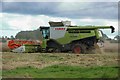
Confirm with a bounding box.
[95,29,100,39]
[56,30,95,44]
[24,44,40,53]
[41,39,47,48]
[54,26,113,44]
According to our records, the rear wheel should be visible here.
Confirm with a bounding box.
[72,44,86,54]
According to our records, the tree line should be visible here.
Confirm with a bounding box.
[1,28,120,43]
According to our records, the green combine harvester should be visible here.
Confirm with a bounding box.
[12,21,115,53]
[39,21,115,54]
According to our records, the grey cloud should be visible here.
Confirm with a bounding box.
[2,2,60,15]
[56,2,118,19]
[1,2,118,19]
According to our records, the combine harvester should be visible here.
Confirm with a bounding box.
[12,21,115,54]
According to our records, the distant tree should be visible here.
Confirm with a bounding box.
[2,36,6,42]
[15,28,42,40]
[5,36,8,39]
[10,35,15,40]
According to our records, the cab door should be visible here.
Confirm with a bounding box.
[40,27,50,48]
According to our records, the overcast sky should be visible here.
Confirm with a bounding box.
[0,0,119,38]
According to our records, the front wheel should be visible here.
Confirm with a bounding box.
[46,47,61,53]
[53,46,61,53]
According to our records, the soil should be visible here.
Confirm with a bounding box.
[1,40,119,70]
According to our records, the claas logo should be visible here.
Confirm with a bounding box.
[54,28,65,30]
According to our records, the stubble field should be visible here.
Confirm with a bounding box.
[1,41,119,78]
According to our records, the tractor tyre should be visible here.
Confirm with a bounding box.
[72,44,86,54]
[47,40,61,53]
[46,46,61,53]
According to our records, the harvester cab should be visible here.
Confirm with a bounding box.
[40,27,50,39]
[40,21,71,40]
[39,21,70,50]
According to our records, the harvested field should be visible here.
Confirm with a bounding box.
[1,41,119,78]
[2,52,119,78]
[2,52,119,70]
